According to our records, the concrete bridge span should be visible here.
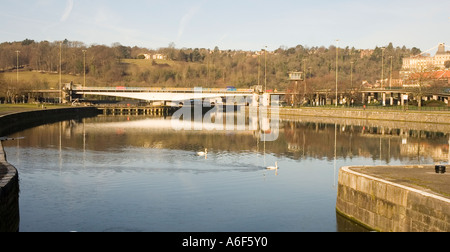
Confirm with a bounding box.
[67,85,263,104]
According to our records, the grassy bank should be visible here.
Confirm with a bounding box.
[0,104,71,116]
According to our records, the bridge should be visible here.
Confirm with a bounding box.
[64,84,278,106]
[24,84,450,108]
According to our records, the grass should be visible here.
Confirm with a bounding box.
[1,71,84,88]
[0,104,71,116]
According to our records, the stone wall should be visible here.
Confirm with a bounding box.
[276,107,450,125]
[336,166,450,232]
[0,107,100,136]
[0,141,19,232]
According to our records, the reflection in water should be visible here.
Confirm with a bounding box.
[18,115,449,164]
[2,112,450,232]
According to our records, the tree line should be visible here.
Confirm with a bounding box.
[0,39,422,101]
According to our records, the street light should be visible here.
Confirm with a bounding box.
[59,42,62,103]
[389,56,393,89]
[264,46,267,93]
[382,47,385,88]
[82,50,87,88]
[335,39,339,107]
[350,61,354,90]
[15,50,20,84]
[303,58,307,104]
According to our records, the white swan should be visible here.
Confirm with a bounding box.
[266,162,278,170]
[197,148,208,156]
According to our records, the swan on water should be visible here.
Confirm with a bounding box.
[197,148,208,156]
[266,162,278,170]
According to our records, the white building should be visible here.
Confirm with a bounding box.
[402,43,450,71]
[152,54,167,60]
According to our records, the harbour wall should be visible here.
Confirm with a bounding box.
[0,141,19,232]
[0,107,100,136]
[336,166,450,232]
[276,107,450,126]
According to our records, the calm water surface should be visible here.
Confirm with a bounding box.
[3,113,449,232]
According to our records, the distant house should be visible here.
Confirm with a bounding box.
[360,49,374,58]
[152,54,167,60]
[143,54,151,60]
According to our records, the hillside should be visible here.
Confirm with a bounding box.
[0,39,421,97]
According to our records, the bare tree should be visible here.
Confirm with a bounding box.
[405,65,438,108]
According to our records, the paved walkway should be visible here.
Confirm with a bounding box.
[350,165,450,199]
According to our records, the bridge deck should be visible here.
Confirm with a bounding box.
[73,87,256,94]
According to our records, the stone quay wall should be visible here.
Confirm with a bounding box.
[276,107,450,125]
[0,107,100,136]
[336,166,450,232]
[0,141,19,232]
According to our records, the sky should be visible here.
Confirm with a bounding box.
[1,0,449,52]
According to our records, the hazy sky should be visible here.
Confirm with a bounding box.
[1,0,449,52]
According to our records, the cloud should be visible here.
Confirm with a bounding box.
[60,0,74,22]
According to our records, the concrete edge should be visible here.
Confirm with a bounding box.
[339,166,450,204]
[0,141,17,187]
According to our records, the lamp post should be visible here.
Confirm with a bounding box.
[59,42,62,103]
[350,61,354,90]
[335,39,339,107]
[389,56,393,89]
[381,48,384,87]
[82,50,87,88]
[303,58,307,104]
[264,46,267,93]
[15,50,20,84]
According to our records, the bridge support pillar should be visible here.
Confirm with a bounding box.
[251,94,260,107]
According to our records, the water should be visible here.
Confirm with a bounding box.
[3,113,450,232]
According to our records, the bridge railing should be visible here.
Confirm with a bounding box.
[73,86,255,93]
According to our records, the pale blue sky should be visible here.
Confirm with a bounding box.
[1,0,449,52]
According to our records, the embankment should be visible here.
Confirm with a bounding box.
[336,166,450,232]
[277,107,450,125]
[0,140,19,232]
[0,107,100,136]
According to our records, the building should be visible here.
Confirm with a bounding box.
[402,43,450,71]
[360,49,374,58]
[152,54,167,60]
[288,72,304,81]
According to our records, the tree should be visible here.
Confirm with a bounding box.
[445,61,450,69]
[406,65,435,108]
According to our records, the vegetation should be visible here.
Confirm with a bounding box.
[0,39,422,100]
[445,60,450,69]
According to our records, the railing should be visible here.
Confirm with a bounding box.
[296,104,450,112]
[73,86,255,93]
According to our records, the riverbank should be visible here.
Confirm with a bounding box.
[336,165,450,232]
[0,104,71,116]
[0,140,19,232]
[0,105,100,136]
[277,107,450,125]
